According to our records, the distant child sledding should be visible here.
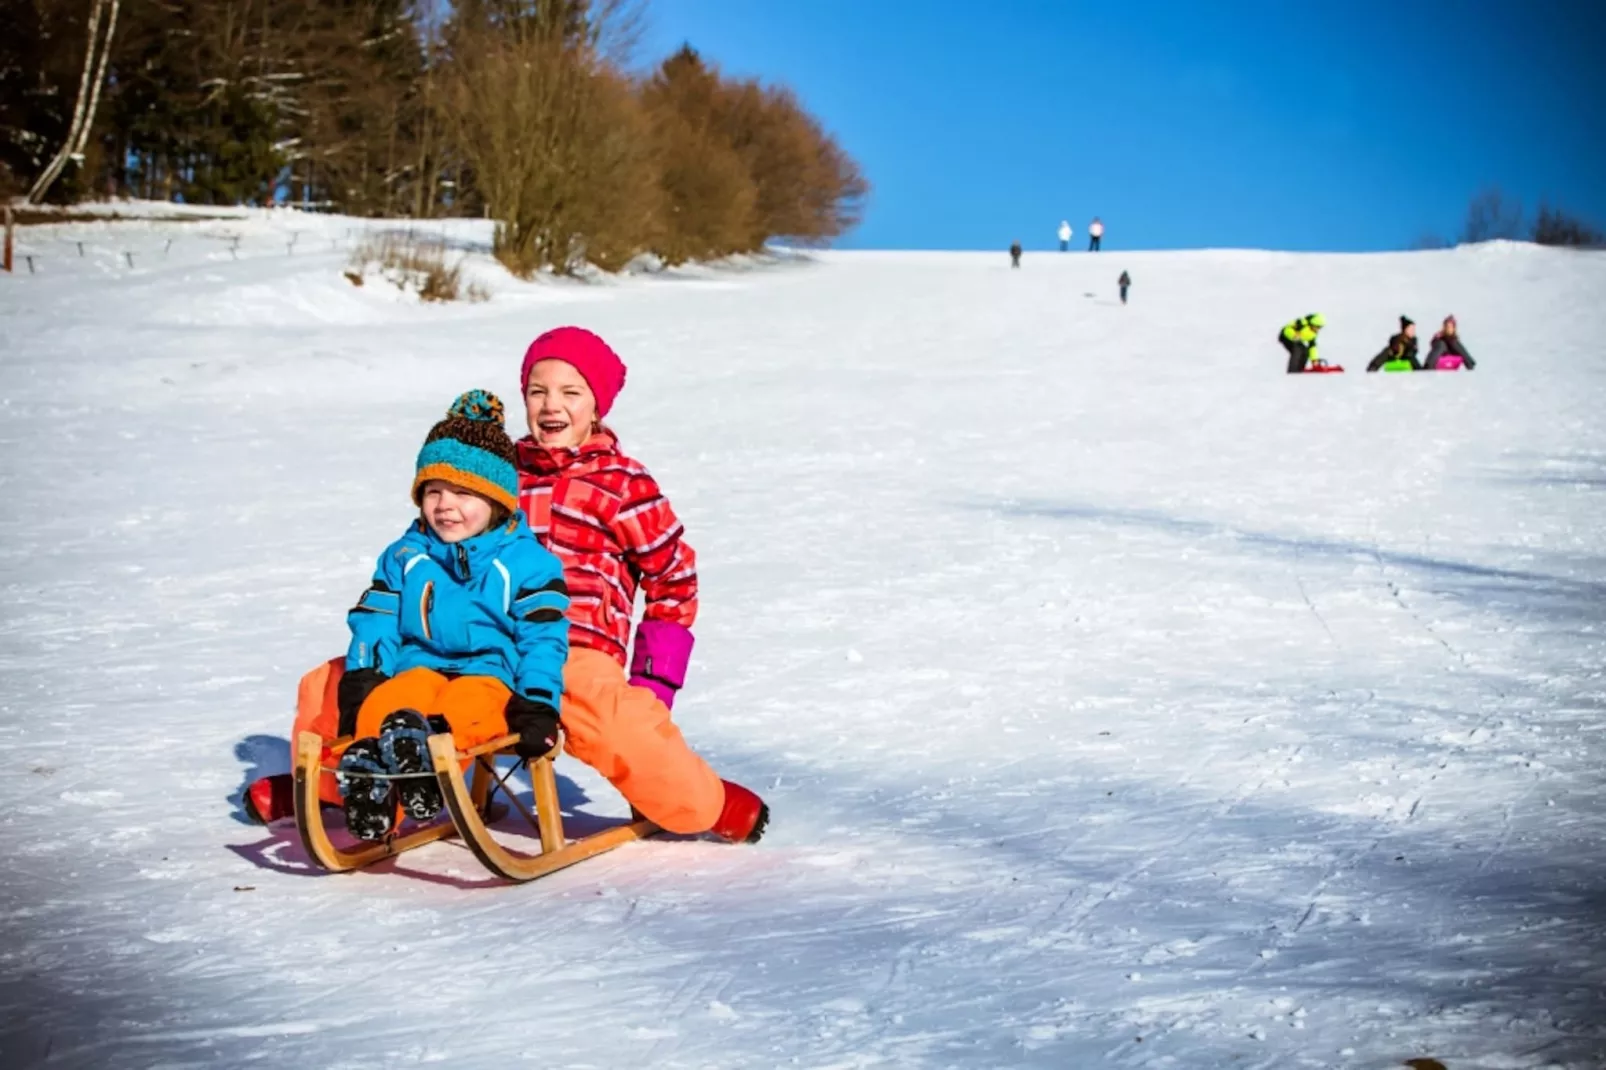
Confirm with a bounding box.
[1367,316,1420,372]
[1425,315,1476,370]
[1367,314,1476,372]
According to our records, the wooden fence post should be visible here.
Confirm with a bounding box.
[3,204,13,273]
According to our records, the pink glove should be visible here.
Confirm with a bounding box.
[629,619,694,710]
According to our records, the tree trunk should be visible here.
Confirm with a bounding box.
[27,0,115,203]
[71,0,121,161]
[385,101,398,217]
[415,93,432,218]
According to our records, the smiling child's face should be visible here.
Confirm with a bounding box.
[420,480,494,543]
[524,359,598,450]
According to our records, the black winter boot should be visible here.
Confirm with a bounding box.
[336,738,396,841]
[379,710,444,821]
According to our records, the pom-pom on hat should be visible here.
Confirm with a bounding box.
[520,326,628,418]
[413,390,519,516]
[1400,315,1415,328]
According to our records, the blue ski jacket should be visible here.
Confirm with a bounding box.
[346,512,570,705]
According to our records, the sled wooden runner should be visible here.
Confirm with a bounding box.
[292,729,658,882]
[293,730,469,871]
[429,733,659,883]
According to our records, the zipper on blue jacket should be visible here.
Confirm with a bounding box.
[456,544,470,579]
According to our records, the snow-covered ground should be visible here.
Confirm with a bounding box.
[2,208,1604,1069]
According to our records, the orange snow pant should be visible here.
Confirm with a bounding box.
[290,662,509,807]
[353,668,509,748]
[291,649,725,835]
[559,647,725,835]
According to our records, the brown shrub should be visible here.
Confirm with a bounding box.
[347,232,479,302]
[1532,202,1605,248]
[640,48,757,265]
[637,46,867,260]
[709,79,868,251]
[439,20,656,277]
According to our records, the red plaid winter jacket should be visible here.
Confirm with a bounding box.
[515,430,697,666]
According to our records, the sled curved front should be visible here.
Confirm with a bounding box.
[293,731,463,871]
[428,733,659,883]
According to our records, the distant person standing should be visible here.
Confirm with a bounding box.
[1088,217,1104,251]
[1118,270,1131,304]
[1010,240,1022,268]
[1058,220,1072,252]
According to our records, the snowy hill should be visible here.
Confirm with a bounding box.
[2,209,1604,1069]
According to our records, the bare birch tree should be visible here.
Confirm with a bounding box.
[27,0,120,204]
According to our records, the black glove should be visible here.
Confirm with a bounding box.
[504,693,560,760]
[336,667,389,737]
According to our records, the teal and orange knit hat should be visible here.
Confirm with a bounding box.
[412,390,519,516]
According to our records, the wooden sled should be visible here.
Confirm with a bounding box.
[293,730,658,882]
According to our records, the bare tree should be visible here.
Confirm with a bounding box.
[439,7,656,275]
[1460,186,1524,244]
[27,0,120,204]
[709,80,868,251]
[639,47,756,265]
[1532,201,1605,248]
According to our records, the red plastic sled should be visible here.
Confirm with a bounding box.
[1304,362,1345,374]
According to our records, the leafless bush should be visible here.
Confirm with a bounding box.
[347,231,484,302]
[709,79,868,251]
[1461,186,1524,243]
[639,48,756,266]
[1532,202,1605,248]
[439,8,656,277]
[638,45,868,263]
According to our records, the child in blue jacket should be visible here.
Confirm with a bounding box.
[335,390,571,841]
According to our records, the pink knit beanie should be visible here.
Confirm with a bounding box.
[519,327,628,418]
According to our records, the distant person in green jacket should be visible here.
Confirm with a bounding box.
[1366,316,1420,372]
[1279,313,1325,373]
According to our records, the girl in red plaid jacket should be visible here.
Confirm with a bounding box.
[515,327,768,844]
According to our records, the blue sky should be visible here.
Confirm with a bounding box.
[642,0,1606,252]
